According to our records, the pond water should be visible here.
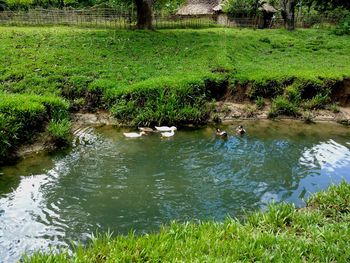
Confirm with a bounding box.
[1,121,350,262]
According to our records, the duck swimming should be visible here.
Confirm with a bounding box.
[138,127,154,132]
[123,131,146,138]
[161,126,177,137]
[155,126,177,132]
[161,129,176,137]
[236,125,246,135]
[216,128,228,138]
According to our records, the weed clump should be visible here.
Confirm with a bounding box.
[307,181,350,219]
[269,96,300,117]
[334,14,350,35]
[47,119,72,147]
[255,96,265,109]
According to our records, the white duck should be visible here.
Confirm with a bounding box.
[160,126,177,137]
[123,131,146,138]
[155,126,177,132]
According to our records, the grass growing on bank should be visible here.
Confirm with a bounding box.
[1,26,349,107]
[0,92,70,161]
[25,182,350,262]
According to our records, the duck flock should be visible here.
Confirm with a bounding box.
[123,125,246,139]
[123,126,177,138]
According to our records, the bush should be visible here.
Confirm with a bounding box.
[334,14,350,35]
[307,181,350,219]
[48,119,72,147]
[285,85,301,104]
[224,0,257,18]
[269,95,299,117]
[110,77,225,126]
[255,96,265,110]
[0,93,70,160]
[304,13,323,27]
[302,93,330,110]
[328,103,340,113]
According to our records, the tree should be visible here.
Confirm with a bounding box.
[110,0,154,29]
[135,0,153,29]
[0,0,7,10]
[224,0,258,18]
[304,0,350,12]
[280,0,297,30]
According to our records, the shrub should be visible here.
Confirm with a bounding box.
[245,104,257,117]
[285,85,301,104]
[0,93,70,160]
[110,78,222,126]
[334,14,350,35]
[259,37,271,44]
[47,119,72,147]
[328,103,340,113]
[269,95,299,117]
[255,96,265,110]
[302,93,330,110]
[307,181,350,219]
[224,0,257,18]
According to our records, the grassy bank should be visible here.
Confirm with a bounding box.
[0,93,70,161]
[25,182,350,262]
[1,26,350,109]
[0,26,350,157]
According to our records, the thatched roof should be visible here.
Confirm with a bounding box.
[258,3,277,13]
[176,0,221,16]
[212,3,224,12]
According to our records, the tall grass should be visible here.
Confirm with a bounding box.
[24,182,350,262]
[0,93,69,160]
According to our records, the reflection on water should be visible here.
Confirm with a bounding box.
[0,120,350,262]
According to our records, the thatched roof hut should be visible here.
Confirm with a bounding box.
[176,0,222,16]
[258,3,277,14]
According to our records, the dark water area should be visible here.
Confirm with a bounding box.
[1,120,350,262]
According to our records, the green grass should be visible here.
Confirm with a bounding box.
[47,118,72,147]
[24,182,350,262]
[1,26,349,101]
[0,92,69,160]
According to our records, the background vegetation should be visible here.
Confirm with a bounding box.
[1,0,185,13]
[25,182,350,262]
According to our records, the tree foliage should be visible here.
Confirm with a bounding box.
[304,0,350,12]
[224,0,258,17]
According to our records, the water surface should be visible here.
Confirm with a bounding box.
[1,121,350,262]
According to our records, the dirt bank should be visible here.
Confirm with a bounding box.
[213,101,350,124]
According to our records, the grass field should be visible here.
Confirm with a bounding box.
[1,27,349,95]
[0,26,350,157]
[25,182,350,262]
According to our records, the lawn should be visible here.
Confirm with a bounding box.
[0,26,349,96]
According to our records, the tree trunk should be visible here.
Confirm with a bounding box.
[58,0,64,9]
[280,0,296,30]
[135,0,153,29]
